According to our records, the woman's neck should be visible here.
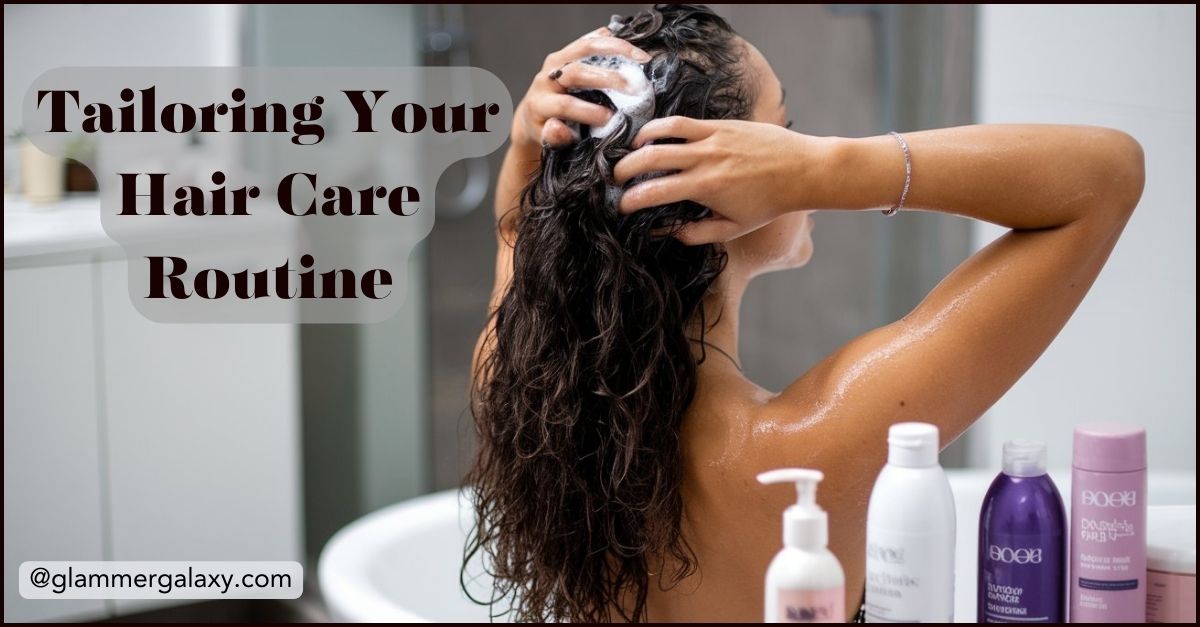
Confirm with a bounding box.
[688,265,747,372]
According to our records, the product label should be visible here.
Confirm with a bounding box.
[864,530,954,622]
[776,587,844,623]
[1070,470,1146,622]
[979,532,1064,623]
[1146,570,1196,624]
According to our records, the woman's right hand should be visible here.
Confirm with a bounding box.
[511,27,652,151]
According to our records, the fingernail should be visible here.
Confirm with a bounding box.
[548,69,562,80]
[634,50,652,62]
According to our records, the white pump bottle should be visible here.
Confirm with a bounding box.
[758,468,846,623]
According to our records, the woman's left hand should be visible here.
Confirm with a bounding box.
[613,116,833,244]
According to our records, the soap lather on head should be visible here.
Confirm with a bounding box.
[552,12,671,144]
[560,49,678,211]
[562,53,659,143]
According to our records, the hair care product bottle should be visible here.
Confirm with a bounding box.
[758,468,845,623]
[1070,423,1147,622]
[865,422,956,622]
[978,440,1067,622]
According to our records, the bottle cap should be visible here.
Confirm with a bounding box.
[757,468,828,550]
[887,422,939,468]
[1002,439,1048,477]
[1073,422,1146,472]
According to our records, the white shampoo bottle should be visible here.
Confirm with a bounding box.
[864,422,956,622]
[759,468,846,623]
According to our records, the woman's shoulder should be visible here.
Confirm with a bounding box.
[687,365,888,486]
[685,371,822,470]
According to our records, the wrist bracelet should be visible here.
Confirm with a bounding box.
[884,131,911,216]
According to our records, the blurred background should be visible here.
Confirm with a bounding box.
[4,4,1194,622]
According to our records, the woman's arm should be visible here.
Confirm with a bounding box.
[772,124,1145,452]
[816,124,1146,230]
[470,142,532,380]
[615,120,1145,452]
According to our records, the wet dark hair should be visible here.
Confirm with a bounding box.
[464,5,757,622]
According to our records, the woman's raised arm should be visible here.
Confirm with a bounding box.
[615,121,1145,455]
[785,124,1144,453]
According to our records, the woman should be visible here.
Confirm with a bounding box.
[465,4,1145,622]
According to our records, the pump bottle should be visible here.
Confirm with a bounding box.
[758,468,846,623]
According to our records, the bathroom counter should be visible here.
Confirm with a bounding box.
[4,193,298,269]
[3,194,115,264]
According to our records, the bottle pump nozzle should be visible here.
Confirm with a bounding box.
[757,468,828,549]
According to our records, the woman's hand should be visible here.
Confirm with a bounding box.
[613,117,835,245]
[512,27,651,151]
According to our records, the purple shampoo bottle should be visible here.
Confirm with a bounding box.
[1070,423,1147,623]
[978,440,1067,623]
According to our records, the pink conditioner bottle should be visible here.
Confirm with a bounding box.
[1070,423,1147,623]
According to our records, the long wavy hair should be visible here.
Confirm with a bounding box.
[464,5,757,622]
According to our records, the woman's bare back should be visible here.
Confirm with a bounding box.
[644,358,876,621]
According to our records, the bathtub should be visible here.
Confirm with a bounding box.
[319,469,1196,622]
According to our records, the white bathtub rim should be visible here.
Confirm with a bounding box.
[319,489,471,623]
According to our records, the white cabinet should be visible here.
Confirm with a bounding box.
[3,256,302,621]
[98,260,302,615]
[3,263,108,622]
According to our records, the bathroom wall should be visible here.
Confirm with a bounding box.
[2,4,238,137]
[238,4,430,561]
[969,5,1197,471]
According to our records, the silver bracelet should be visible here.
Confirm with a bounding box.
[884,131,911,216]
